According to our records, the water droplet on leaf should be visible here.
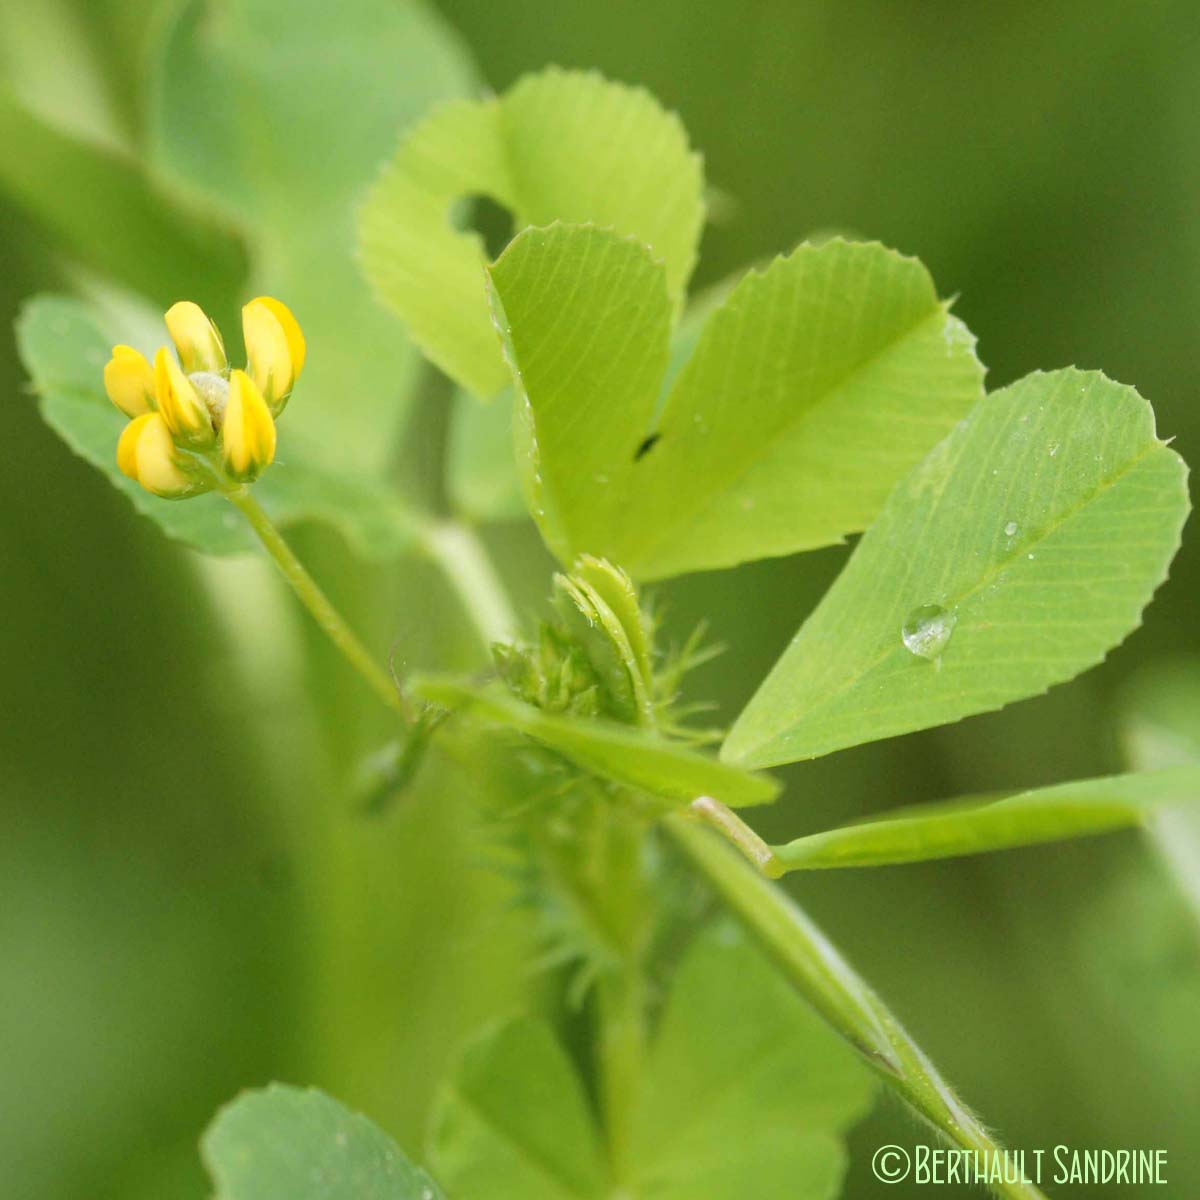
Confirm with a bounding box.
[902,604,957,661]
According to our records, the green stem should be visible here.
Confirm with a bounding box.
[222,485,1042,1200]
[691,795,783,876]
[416,518,517,648]
[596,963,643,1185]
[666,813,1049,1200]
[222,485,406,719]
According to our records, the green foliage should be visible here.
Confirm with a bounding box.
[489,227,984,578]
[630,928,873,1200]
[771,767,1200,871]
[430,929,872,1200]
[412,675,777,808]
[202,1085,444,1199]
[430,1018,609,1199]
[9,33,1198,1200]
[0,85,245,315]
[16,296,418,557]
[149,0,477,473]
[359,66,704,398]
[726,369,1190,766]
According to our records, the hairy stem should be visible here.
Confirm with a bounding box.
[666,813,1048,1200]
[222,485,407,719]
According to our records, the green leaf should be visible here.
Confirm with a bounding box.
[487,229,984,579]
[359,67,704,397]
[0,84,245,315]
[149,0,477,475]
[447,277,743,527]
[724,369,1190,767]
[202,1084,444,1200]
[629,927,874,1200]
[665,816,1050,1200]
[430,936,872,1200]
[429,1017,609,1200]
[494,225,672,565]
[16,295,418,558]
[411,674,779,808]
[771,767,1200,871]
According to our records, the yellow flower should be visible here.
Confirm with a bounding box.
[154,347,216,448]
[107,296,303,499]
[164,300,227,373]
[222,370,277,482]
[116,413,210,499]
[103,345,156,417]
[243,296,306,414]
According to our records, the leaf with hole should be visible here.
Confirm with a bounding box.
[487,226,985,579]
[359,67,704,398]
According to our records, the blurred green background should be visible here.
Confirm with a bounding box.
[2,1,1198,1197]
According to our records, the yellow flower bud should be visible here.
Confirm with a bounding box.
[164,300,227,373]
[252,296,305,380]
[103,345,156,418]
[154,346,216,448]
[242,297,303,414]
[222,369,277,481]
[116,412,209,498]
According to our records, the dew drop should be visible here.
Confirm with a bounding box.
[901,604,957,661]
[1004,521,1018,537]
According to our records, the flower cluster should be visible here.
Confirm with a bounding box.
[103,297,305,498]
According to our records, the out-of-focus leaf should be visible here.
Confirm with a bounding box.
[149,0,478,474]
[771,768,1200,871]
[488,228,983,578]
[725,369,1190,767]
[629,927,873,1200]
[447,386,527,522]
[16,295,418,558]
[202,1085,444,1200]
[429,931,873,1200]
[0,86,244,314]
[429,1018,609,1200]
[359,67,704,397]
[411,674,779,808]
[1122,660,1200,917]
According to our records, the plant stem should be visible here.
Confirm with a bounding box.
[222,485,407,719]
[221,489,1043,1200]
[666,813,1049,1200]
[691,795,783,876]
[596,963,643,1185]
[416,518,517,648]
